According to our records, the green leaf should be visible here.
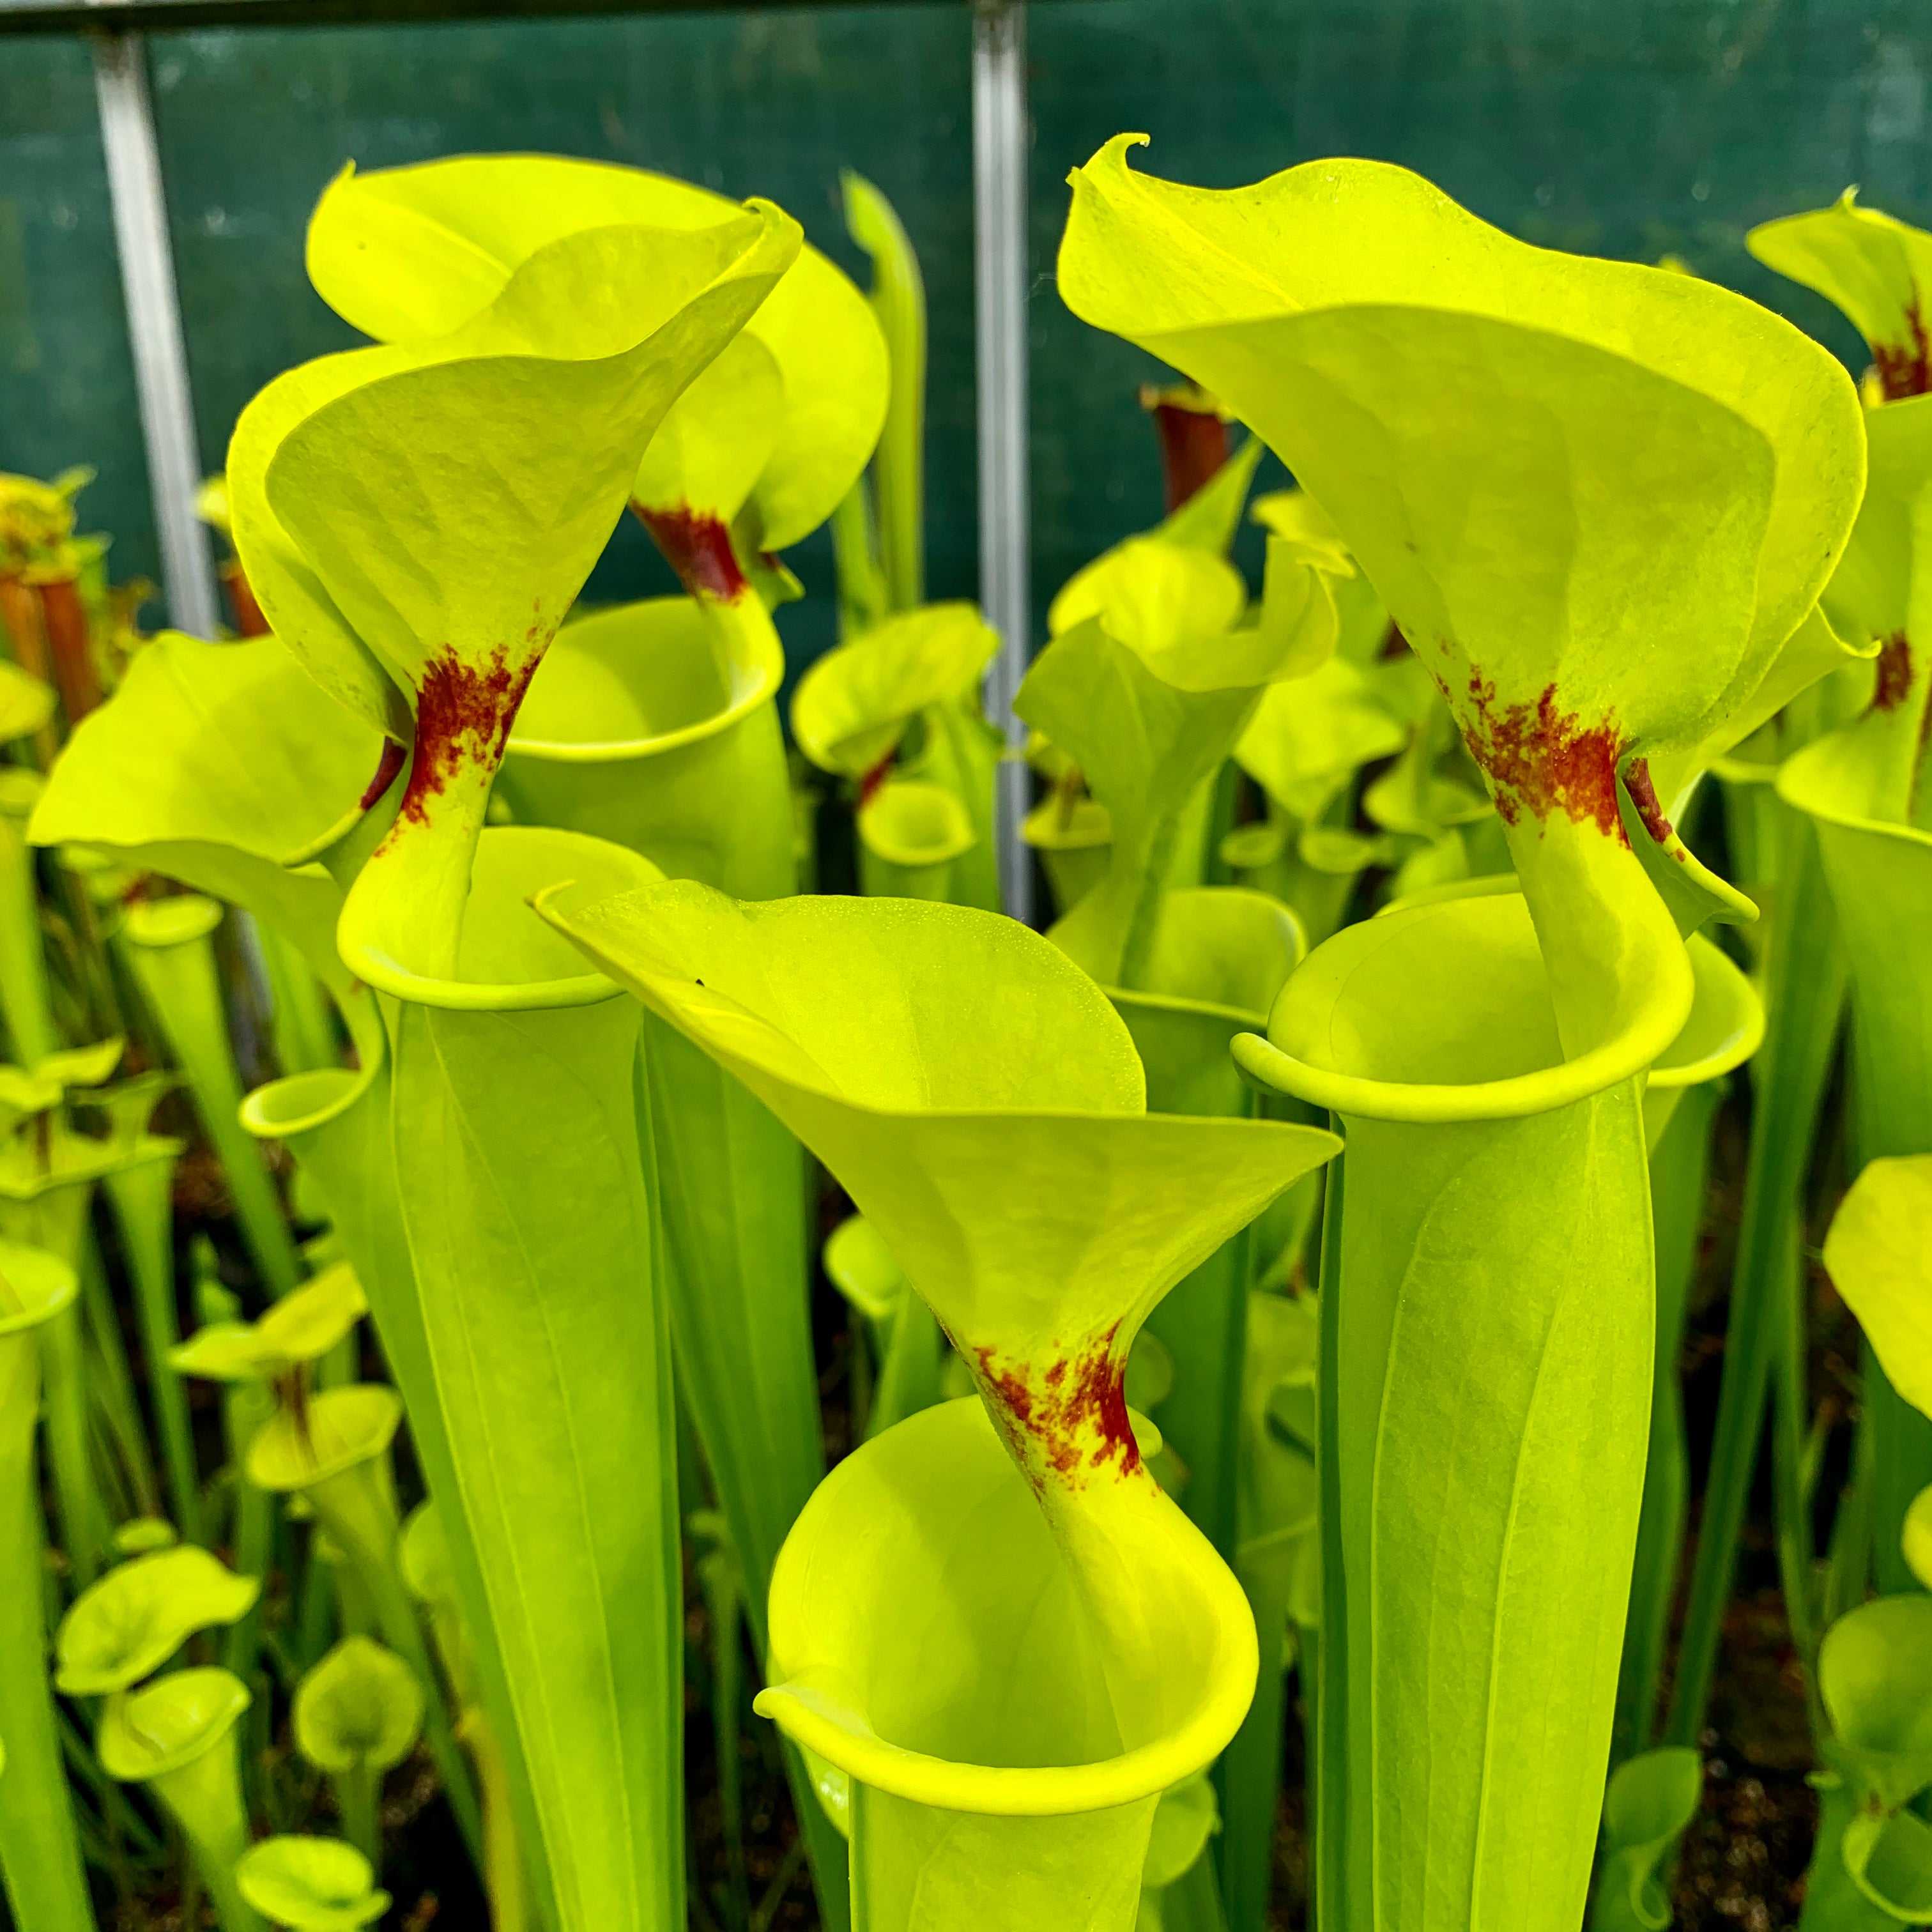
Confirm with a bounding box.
[238,206,801,984]
[294,1636,425,1775]
[0,659,54,746]
[1589,1747,1701,1932]
[1141,1772,1219,1890]
[169,1260,367,1382]
[235,1837,390,1931]
[1844,1807,1932,1923]
[843,170,925,611]
[1058,135,1863,1055]
[790,602,998,780]
[1749,190,1932,398]
[245,1384,402,1494]
[540,885,1337,1768]
[0,1240,77,1331]
[1905,1486,1932,1592]
[1825,1157,1932,1420]
[1046,537,1246,677]
[1820,1597,1932,1811]
[822,1214,907,1328]
[1017,610,1276,988]
[1236,656,1404,825]
[28,631,379,986]
[96,1665,252,1783]
[56,1546,261,1695]
[305,154,887,549]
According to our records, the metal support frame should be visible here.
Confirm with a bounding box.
[972,0,1032,925]
[91,26,220,640]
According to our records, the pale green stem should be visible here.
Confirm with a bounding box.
[830,482,889,642]
[241,1033,558,1932]
[303,1462,482,1868]
[461,1708,529,1932]
[0,788,59,1062]
[925,701,1003,916]
[40,1298,108,1586]
[1664,806,1846,1747]
[1314,1142,1347,1932]
[120,912,300,1297]
[1823,1393,1876,1632]
[1613,1078,1721,1766]
[104,1149,203,1542]
[147,1735,267,1932]
[698,1551,749,1932]
[1116,805,1186,994]
[334,1765,379,1868]
[0,1180,111,1581]
[0,1322,97,1930]
[80,1230,156,1518]
[252,917,337,1077]
[843,169,926,611]
[1850,1059,1932,1595]
[866,1294,941,1441]
[222,1380,275,1678]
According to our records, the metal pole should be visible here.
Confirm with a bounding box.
[972,0,1033,926]
[91,27,221,640]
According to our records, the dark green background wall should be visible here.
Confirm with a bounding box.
[3,0,1929,666]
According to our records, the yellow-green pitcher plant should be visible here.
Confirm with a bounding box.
[540,879,1340,1932]
[1752,192,1932,1597]
[1793,1156,1932,1926]
[1059,135,1862,1932]
[0,1240,91,1932]
[43,173,803,1932]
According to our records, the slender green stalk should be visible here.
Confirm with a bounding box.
[222,1379,276,1679]
[500,595,844,1926]
[841,170,925,615]
[698,1543,750,1932]
[79,1232,156,1519]
[1664,808,1846,1747]
[0,1254,96,1931]
[105,1142,202,1541]
[1220,1281,1318,1932]
[331,825,691,1932]
[1614,1078,1722,1765]
[0,770,59,1062]
[460,1709,529,1932]
[335,1766,378,1867]
[829,483,889,641]
[250,914,337,1076]
[102,1675,268,1932]
[0,1175,113,1584]
[240,1024,557,1928]
[1823,1390,1876,1633]
[292,1455,482,1867]
[1770,1206,1821,1710]
[866,1292,941,1441]
[119,895,299,1297]
[1847,1055,1932,1595]
[1314,1145,1348,1932]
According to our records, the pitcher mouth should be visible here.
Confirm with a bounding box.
[755,1397,1258,1818]
[503,595,782,765]
[756,1655,1253,1818]
[340,825,659,1011]
[1236,889,1692,1124]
